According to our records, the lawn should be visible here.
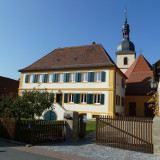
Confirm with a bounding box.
[86,121,96,135]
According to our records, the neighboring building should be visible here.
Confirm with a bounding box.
[125,54,154,117]
[0,76,19,97]
[19,44,127,119]
[116,10,136,73]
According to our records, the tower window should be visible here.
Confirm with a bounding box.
[124,57,128,65]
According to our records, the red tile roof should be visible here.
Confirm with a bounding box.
[125,54,153,95]
[19,44,116,72]
[0,76,19,96]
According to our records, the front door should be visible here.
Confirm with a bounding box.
[129,102,136,116]
[56,94,62,106]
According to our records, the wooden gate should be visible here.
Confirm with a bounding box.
[95,116,153,153]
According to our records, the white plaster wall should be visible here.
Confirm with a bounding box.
[21,69,109,89]
[115,72,125,114]
[36,103,66,120]
[117,54,135,71]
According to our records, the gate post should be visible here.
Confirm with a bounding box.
[153,116,160,156]
[79,113,86,140]
[64,111,79,142]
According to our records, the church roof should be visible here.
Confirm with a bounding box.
[125,54,153,95]
[19,44,116,72]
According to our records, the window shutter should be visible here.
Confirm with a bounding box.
[100,94,105,105]
[25,74,28,83]
[52,74,55,82]
[87,94,93,104]
[75,73,79,82]
[78,73,81,82]
[64,73,69,83]
[33,74,37,83]
[51,93,54,102]
[91,72,94,82]
[88,72,91,82]
[64,93,68,103]
[88,72,94,82]
[74,93,80,104]
[101,71,106,82]
[42,74,45,83]
[53,73,58,83]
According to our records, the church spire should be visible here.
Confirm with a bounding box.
[122,9,130,40]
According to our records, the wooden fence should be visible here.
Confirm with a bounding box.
[95,116,153,153]
[0,118,66,144]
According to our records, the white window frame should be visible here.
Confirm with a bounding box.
[48,74,53,83]
[69,94,74,103]
[70,73,75,82]
[94,94,100,104]
[81,94,87,103]
[29,75,33,83]
[59,73,64,82]
[82,73,88,82]
[95,72,101,82]
[38,74,43,83]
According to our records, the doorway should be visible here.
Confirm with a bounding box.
[56,93,63,106]
[129,102,136,116]
[44,110,57,121]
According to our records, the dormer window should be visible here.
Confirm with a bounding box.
[124,57,128,65]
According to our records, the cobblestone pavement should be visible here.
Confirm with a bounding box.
[37,132,160,160]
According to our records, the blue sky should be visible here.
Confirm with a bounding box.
[0,0,160,80]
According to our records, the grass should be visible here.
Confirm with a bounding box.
[86,121,96,135]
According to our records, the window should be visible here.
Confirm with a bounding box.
[29,75,33,83]
[38,74,43,83]
[92,115,99,118]
[59,74,64,82]
[124,57,128,65]
[95,72,101,82]
[70,73,75,82]
[94,94,100,104]
[116,95,120,106]
[68,94,74,103]
[81,94,87,103]
[48,74,53,83]
[82,73,88,82]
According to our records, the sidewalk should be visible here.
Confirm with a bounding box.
[0,138,93,160]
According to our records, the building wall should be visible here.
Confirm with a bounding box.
[19,67,126,118]
[117,54,135,73]
[125,95,151,116]
[115,72,125,115]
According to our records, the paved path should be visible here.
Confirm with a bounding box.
[0,138,93,160]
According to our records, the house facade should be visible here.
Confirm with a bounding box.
[19,44,126,119]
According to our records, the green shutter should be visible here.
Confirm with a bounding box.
[53,73,58,83]
[101,71,106,82]
[88,72,94,82]
[25,74,28,83]
[51,93,54,102]
[64,73,69,83]
[74,93,80,104]
[52,74,54,82]
[64,93,68,103]
[33,74,37,83]
[78,73,81,82]
[87,94,93,104]
[91,72,94,82]
[75,73,79,82]
[100,94,105,105]
[88,72,91,82]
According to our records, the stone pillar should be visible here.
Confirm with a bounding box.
[64,111,79,142]
[153,117,160,156]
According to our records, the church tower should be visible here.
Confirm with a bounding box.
[116,10,136,73]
